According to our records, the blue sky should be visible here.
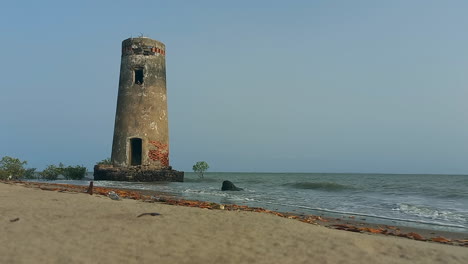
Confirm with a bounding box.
[1,0,468,174]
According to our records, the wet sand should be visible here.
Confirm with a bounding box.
[1,182,467,264]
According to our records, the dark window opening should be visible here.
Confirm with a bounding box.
[130,138,142,166]
[144,46,153,55]
[134,68,144,84]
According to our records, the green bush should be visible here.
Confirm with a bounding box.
[0,170,8,180]
[63,165,87,180]
[0,156,27,180]
[22,168,38,179]
[40,165,63,181]
[192,161,209,179]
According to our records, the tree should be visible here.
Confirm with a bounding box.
[23,168,38,179]
[0,156,27,180]
[192,161,209,179]
[62,165,87,180]
[40,165,63,181]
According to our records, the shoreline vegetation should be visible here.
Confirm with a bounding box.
[0,156,87,181]
[1,181,467,264]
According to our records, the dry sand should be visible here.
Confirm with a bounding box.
[1,182,467,264]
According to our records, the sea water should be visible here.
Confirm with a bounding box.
[56,172,468,233]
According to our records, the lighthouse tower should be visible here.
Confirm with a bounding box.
[112,37,169,168]
[94,37,183,182]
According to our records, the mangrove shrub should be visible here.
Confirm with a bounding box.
[0,156,27,180]
[63,165,87,180]
[192,161,209,179]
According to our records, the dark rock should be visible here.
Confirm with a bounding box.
[221,180,243,191]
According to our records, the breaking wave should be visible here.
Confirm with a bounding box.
[393,203,467,225]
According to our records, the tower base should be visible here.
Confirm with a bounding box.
[93,165,184,182]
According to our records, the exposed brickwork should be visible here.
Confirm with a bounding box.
[148,141,169,166]
[122,41,165,56]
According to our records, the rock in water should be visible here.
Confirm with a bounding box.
[221,180,243,191]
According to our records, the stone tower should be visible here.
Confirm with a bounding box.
[94,37,183,182]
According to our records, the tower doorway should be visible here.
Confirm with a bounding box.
[130,138,142,166]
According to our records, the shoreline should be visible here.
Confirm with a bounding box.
[42,174,468,235]
[1,181,467,264]
[4,180,467,246]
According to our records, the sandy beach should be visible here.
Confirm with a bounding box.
[1,182,467,264]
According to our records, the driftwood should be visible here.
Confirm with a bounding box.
[86,181,93,195]
[137,213,161,217]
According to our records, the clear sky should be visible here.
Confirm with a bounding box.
[1,0,468,174]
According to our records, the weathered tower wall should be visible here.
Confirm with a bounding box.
[112,37,169,168]
[94,37,183,182]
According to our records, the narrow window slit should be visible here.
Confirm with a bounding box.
[134,68,144,84]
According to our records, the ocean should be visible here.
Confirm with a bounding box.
[55,172,468,233]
